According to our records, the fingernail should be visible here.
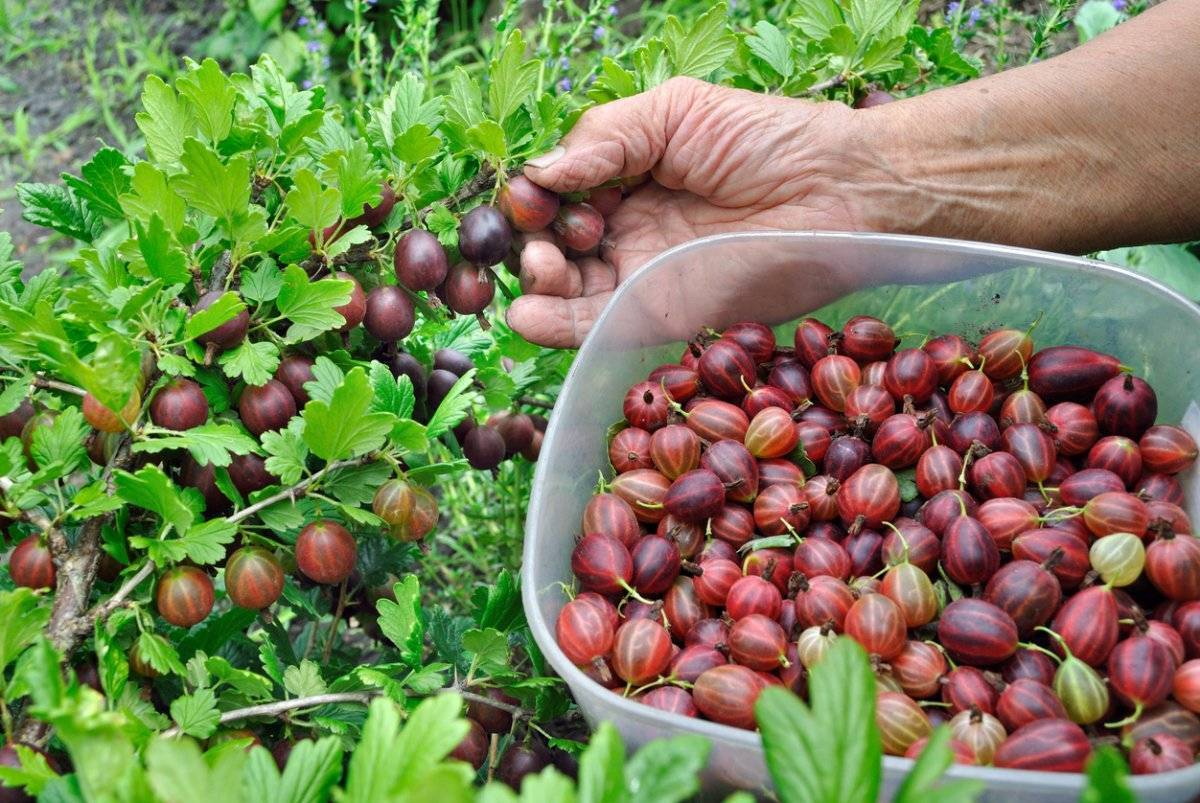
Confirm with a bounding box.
[526,145,565,169]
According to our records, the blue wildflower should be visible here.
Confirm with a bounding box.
[1112,0,1126,9]
[322,55,331,68]
[968,7,981,23]
[316,20,326,32]
[607,3,618,15]
[297,15,309,26]
[302,79,314,89]
[593,25,605,41]
[559,56,570,70]
[947,1,960,13]
[307,40,321,52]
[558,78,573,92]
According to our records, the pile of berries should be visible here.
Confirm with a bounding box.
[556,315,1200,775]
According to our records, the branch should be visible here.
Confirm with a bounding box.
[83,560,156,625]
[32,376,86,397]
[227,455,375,525]
[207,251,234,293]
[518,396,555,411]
[805,74,846,96]
[160,692,380,737]
[157,685,528,738]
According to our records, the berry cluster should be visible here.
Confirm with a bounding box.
[557,315,1200,775]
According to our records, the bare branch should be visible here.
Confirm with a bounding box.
[32,376,86,397]
[227,455,375,525]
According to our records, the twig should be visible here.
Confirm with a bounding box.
[227,455,375,525]
[208,250,234,292]
[0,477,56,533]
[805,74,846,95]
[31,376,86,397]
[518,396,555,411]
[157,684,527,738]
[160,692,380,737]
[322,581,349,664]
[84,560,156,625]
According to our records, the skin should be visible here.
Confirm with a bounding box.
[508,0,1200,349]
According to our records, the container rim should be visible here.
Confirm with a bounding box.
[521,231,1200,792]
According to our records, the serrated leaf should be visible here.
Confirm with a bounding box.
[664,4,736,78]
[1081,745,1135,803]
[369,361,415,418]
[262,422,309,485]
[472,570,522,631]
[138,632,187,677]
[746,22,794,79]
[173,138,253,229]
[136,74,196,166]
[177,57,236,144]
[848,0,903,40]
[240,262,285,304]
[466,121,507,161]
[790,0,844,40]
[186,291,245,341]
[0,589,51,672]
[462,628,509,675]
[624,734,709,803]
[0,744,59,797]
[393,124,442,165]
[425,369,476,438]
[170,687,221,738]
[120,162,187,234]
[377,575,423,667]
[16,183,106,243]
[284,660,327,698]
[276,265,352,342]
[114,464,194,534]
[135,215,190,285]
[30,405,88,473]
[487,29,539,123]
[286,168,342,234]
[577,722,624,803]
[220,340,281,386]
[62,147,131,220]
[301,366,393,461]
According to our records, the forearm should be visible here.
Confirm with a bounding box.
[854,0,1200,253]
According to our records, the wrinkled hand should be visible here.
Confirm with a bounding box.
[506,77,874,349]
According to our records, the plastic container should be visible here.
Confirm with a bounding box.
[522,232,1200,801]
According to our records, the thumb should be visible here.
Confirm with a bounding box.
[524,76,706,193]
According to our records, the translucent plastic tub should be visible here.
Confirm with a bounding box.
[522,232,1200,801]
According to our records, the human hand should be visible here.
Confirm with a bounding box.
[505,77,881,348]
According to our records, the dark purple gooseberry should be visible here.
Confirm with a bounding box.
[498,175,560,232]
[768,360,813,405]
[239,380,298,436]
[363,285,415,342]
[825,436,871,481]
[458,205,512,266]
[724,322,777,365]
[883,348,938,403]
[149,378,209,430]
[443,262,496,315]
[464,425,506,470]
[228,452,276,496]
[192,290,249,350]
[426,369,460,410]
[394,229,450,290]
[698,339,756,400]
[433,348,474,377]
[275,354,316,407]
[947,412,1001,455]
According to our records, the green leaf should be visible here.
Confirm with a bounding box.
[1082,746,1135,803]
[137,632,187,677]
[487,29,539,123]
[301,366,393,461]
[577,722,624,803]
[462,628,509,675]
[377,575,423,667]
[393,124,442,165]
[284,660,328,698]
[756,638,881,803]
[186,291,246,341]
[134,422,257,468]
[745,22,794,79]
[393,694,470,795]
[860,36,907,74]
[1075,0,1123,42]
[893,726,983,803]
[848,0,903,40]
[369,361,416,418]
[247,736,343,803]
[146,736,247,803]
[286,168,342,234]
[241,262,285,304]
[0,744,59,797]
[587,58,639,102]
[135,215,190,285]
[0,589,51,672]
[62,147,131,220]
[262,421,309,485]
[0,379,30,417]
[120,162,187,234]
[114,464,194,535]
[472,570,522,631]
[16,183,106,243]
[913,27,979,79]
[624,734,710,803]
[425,204,459,249]
[1096,244,1200,300]
[823,24,858,61]
[177,58,236,144]
[425,369,476,438]
[790,0,844,40]
[276,265,352,342]
[170,688,221,738]
[173,138,253,226]
[30,406,88,473]
[136,74,196,166]
[220,340,281,386]
[663,4,737,78]
[324,140,385,219]
[466,121,507,161]
[175,517,238,564]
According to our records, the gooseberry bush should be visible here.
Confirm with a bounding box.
[0,0,1149,800]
